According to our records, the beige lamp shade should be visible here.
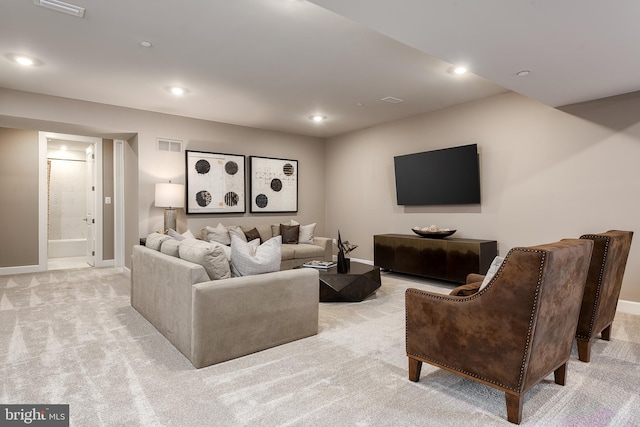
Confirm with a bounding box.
[155,183,184,208]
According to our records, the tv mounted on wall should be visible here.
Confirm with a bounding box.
[394,143,480,205]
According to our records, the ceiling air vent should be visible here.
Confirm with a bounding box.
[157,138,183,153]
[381,96,404,104]
[34,0,85,17]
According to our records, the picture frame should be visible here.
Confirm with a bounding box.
[250,156,298,213]
[185,150,245,214]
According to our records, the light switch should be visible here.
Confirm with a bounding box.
[105,197,111,204]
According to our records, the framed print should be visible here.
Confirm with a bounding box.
[186,150,245,214]
[250,156,298,213]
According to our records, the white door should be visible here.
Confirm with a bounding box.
[85,146,96,267]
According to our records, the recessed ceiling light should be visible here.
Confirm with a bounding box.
[34,0,85,18]
[309,115,327,122]
[453,66,467,75]
[167,86,187,96]
[140,41,152,48]
[16,56,34,66]
[516,70,531,77]
[5,54,42,66]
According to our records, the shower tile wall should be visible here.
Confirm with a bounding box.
[49,159,87,240]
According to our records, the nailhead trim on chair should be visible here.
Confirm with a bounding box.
[514,249,545,392]
[406,247,546,393]
[576,234,610,340]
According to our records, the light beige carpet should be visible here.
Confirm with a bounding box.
[1,267,639,426]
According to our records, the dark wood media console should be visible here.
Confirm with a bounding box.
[373,234,497,283]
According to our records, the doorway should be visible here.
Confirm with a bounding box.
[39,132,102,270]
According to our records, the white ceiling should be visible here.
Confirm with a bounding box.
[1,0,638,138]
[311,0,640,109]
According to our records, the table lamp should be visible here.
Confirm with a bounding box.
[155,182,184,233]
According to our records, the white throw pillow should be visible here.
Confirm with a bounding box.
[146,232,171,251]
[168,228,196,241]
[290,220,316,244]
[227,225,247,243]
[478,256,505,291]
[230,235,281,277]
[179,238,231,280]
[203,223,231,246]
[300,223,316,244]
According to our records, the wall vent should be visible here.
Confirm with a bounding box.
[157,138,183,153]
[381,96,404,104]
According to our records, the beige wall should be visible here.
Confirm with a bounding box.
[103,139,114,260]
[0,127,117,269]
[0,88,327,270]
[124,135,139,269]
[0,127,39,267]
[325,91,640,302]
[140,122,326,239]
[2,87,637,302]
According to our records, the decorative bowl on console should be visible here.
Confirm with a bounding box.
[411,226,456,239]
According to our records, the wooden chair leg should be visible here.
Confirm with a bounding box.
[505,392,523,424]
[554,363,567,386]
[601,324,612,341]
[577,338,591,362]
[408,357,422,382]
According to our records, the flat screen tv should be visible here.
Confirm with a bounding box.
[394,143,480,205]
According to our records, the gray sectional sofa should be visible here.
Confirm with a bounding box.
[201,222,333,270]
[131,245,320,368]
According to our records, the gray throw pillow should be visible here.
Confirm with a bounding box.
[202,223,231,246]
[160,238,181,257]
[179,238,231,280]
[146,232,171,251]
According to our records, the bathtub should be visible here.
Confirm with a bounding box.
[48,238,86,258]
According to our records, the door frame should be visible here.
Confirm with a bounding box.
[39,132,103,270]
[113,140,125,268]
[85,145,96,267]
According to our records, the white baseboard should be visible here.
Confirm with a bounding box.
[356,257,639,316]
[0,264,45,276]
[617,299,640,315]
[96,259,115,268]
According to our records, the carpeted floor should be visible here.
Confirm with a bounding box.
[1,267,639,426]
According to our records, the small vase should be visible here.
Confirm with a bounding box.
[337,251,349,273]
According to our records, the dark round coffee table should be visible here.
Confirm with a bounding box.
[317,261,381,302]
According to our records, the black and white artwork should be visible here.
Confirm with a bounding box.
[250,156,298,213]
[186,150,245,214]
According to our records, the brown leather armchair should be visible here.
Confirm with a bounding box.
[406,239,593,424]
[576,230,633,362]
